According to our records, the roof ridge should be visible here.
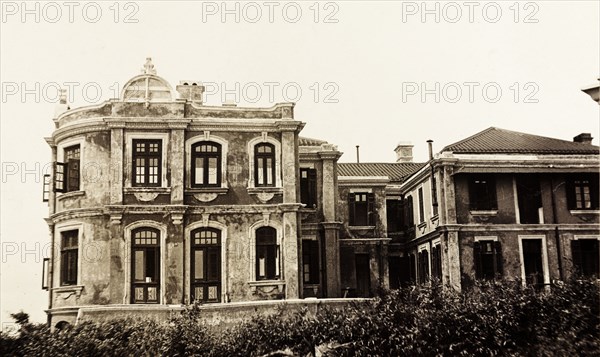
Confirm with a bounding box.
[441,127,496,152]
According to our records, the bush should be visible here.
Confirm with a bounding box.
[2,279,598,356]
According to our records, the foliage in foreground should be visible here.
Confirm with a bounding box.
[1,279,598,356]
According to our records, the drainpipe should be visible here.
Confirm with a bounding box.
[550,177,563,281]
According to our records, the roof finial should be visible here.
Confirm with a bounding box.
[142,57,157,75]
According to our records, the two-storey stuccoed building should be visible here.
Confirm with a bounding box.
[42,59,600,327]
[43,59,344,326]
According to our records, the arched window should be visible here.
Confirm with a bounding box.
[256,227,279,280]
[191,228,221,303]
[192,142,221,187]
[254,143,275,187]
[132,228,160,303]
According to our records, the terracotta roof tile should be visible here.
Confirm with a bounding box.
[442,127,599,154]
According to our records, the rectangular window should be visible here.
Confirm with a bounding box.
[567,174,599,210]
[300,168,317,209]
[349,192,374,226]
[302,240,320,284]
[418,249,429,284]
[256,227,279,280]
[60,230,78,286]
[64,145,80,192]
[431,244,442,283]
[571,239,599,278]
[132,228,160,304]
[474,239,502,280]
[386,199,403,234]
[42,174,51,202]
[469,175,497,211]
[255,144,276,187]
[522,239,544,288]
[516,175,542,224]
[417,187,425,223]
[192,142,222,188]
[54,145,80,193]
[132,140,162,187]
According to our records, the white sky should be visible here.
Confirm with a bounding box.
[1,1,598,324]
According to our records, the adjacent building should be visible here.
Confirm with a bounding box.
[42,59,600,327]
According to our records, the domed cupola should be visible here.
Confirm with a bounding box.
[121,58,173,104]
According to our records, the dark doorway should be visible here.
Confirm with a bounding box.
[355,254,371,297]
[522,239,544,288]
[516,175,542,224]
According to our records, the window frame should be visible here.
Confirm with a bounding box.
[302,239,320,284]
[518,235,549,288]
[255,226,280,281]
[131,227,161,304]
[567,174,599,210]
[349,191,375,226]
[55,138,84,194]
[132,139,162,188]
[254,143,276,187]
[571,236,600,278]
[468,174,498,211]
[190,227,222,303]
[191,141,222,188]
[60,229,79,286]
[474,236,503,280]
[417,187,425,223]
[300,168,318,208]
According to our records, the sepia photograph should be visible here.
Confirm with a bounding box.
[1,1,599,355]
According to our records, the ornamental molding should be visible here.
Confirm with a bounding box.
[134,192,160,202]
[53,124,108,143]
[193,193,219,203]
[256,191,275,203]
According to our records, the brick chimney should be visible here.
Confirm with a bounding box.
[573,133,593,145]
[176,80,204,104]
[394,142,413,163]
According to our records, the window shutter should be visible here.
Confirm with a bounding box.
[42,174,51,202]
[494,241,503,276]
[571,240,582,274]
[348,193,356,226]
[473,241,482,279]
[367,193,375,226]
[565,178,576,210]
[54,162,67,193]
[308,169,317,208]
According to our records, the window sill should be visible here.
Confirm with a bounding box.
[187,187,229,194]
[124,187,171,193]
[570,210,600,215]
[348,225,376,230]
[57,190,85,201]
[247,187,284,194]
[52,285,84,298]
[470,210,498,217]
[248,280,285,293]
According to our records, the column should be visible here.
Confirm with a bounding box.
[281,205,300,299]
[322,222,342,297]
[107,123,125,204]
[169,128,185,204]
